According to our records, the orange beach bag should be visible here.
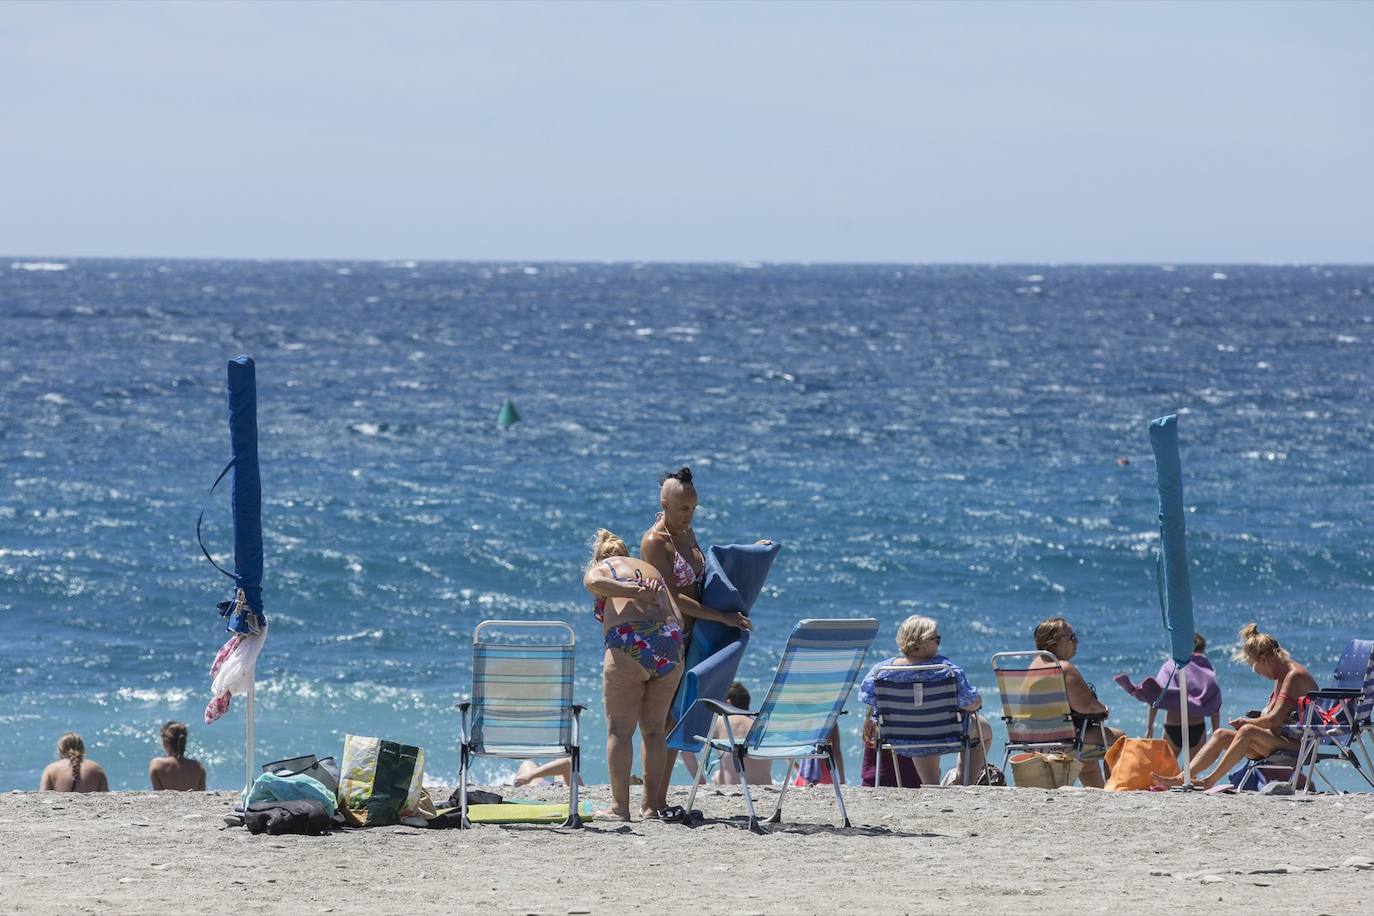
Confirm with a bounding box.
[1104,737,1180,791]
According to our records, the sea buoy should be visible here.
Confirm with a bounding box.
[497,399,521,428]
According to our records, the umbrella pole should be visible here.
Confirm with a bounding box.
[1178,665,1192,788]
[244,679,255,794]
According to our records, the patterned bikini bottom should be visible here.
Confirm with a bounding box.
[604,619,686,679]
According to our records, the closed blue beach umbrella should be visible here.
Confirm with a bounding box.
[1148,414,1197,780]
[197,355,269,793]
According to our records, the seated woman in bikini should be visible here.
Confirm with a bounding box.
[1031,616,1126,788]
[584,529,749,820]
[1153,623,1317,790]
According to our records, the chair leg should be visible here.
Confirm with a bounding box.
[827,746,852,828]
[458,746,472,830]
[961,733,973,786]
[686,744,712,816]
[768,761,795,823]
[562,708,584,829]
[457,704,472,829]
[734,746,766,834]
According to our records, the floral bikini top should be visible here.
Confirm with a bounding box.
[656,512,704,589]
[594,558,651,624]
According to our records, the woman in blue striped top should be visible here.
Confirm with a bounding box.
[858,615,992,786]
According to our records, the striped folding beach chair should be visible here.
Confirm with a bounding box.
[1280,639,1374,793]
[992,651,1108,775]
[684,618,879,833]
[871,664,977,787]
[457,620,584,828]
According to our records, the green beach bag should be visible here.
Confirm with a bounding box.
[338,735,425,827]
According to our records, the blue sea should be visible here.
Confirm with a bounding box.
[3,259,1372,792]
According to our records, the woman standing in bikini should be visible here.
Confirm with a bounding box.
[1153,623,1316,790]
[584,529,748,820]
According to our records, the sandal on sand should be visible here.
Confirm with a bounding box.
[662,805,702,825]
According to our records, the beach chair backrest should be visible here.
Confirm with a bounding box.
[1356,644,1374,725]
[872,664,964,750]
[747,618,879,751]
[992,651,1076,745]
[1332,640,1374,691]
[469,620,576,751]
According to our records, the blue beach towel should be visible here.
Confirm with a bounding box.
[667,541,780,752]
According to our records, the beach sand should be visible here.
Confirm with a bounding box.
[3,783,1373,914]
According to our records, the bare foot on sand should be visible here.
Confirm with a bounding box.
[1151,772,1184,788]
[594,806,632,821]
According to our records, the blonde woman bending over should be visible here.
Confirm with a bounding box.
[39,733,109,793]
[583,529,749,820]
[1153,624,1316,789]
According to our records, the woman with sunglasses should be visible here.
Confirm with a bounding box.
[857,615,992,786]
[1032,616,1126,787]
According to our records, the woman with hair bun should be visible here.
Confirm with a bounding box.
[640,466,772,796]
[584,528,749,820]
[149,721,207,791]
[39,733,109,793]
[1153,624,1316,789]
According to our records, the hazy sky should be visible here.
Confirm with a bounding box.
[3,1,1370,262]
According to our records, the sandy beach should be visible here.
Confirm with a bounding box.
[4,783,1373,915]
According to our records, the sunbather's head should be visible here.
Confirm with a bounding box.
[1232,623,1290,676]
[161,721,189,759]
[1034,616,1077,660]
[589,529,629,565]
[897,615,940,661]
[726,681,750,709]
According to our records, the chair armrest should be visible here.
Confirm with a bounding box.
[572,704,587,713]
[1306,689,1360,700]
[699,698,757,718]
[457,701,471,712]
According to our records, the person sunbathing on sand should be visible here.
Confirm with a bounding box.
[1153,623,1316,790]
[148,721,206,791]
[679,681,775,786]
[39,733,108,793]
[584,528,749,820]
[1031,616,1126,788]
[512,758,590,787]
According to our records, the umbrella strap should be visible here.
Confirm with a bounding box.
[196,458,238,581]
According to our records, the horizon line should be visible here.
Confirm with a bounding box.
[7,254,1373,269]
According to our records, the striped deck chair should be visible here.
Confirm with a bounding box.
[871,664,977,787]
[457,620,583,828]
[992,651,1108,775]
[684,618,879,833]
[1281,639,1374,793]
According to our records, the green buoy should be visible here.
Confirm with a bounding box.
[497,399,521,428]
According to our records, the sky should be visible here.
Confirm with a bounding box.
[2,0,1371,263]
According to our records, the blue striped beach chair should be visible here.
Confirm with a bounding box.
[457,620,584,828]
[1280,639,1374,793]
[684,618,879,833]
[871,664,977,787]
[992,651,1108,775]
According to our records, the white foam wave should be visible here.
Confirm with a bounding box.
[10,261,68,271]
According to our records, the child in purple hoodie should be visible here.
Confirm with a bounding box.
[1115,633,1223,761]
